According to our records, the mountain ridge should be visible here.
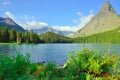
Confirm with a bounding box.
[74,1,120,37]
[32,26,74,37]
[0,17,25,32]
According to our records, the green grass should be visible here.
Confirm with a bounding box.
[75,27,120,44]
[0,49,120,80]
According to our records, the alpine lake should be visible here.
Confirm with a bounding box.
[0,43,120,65]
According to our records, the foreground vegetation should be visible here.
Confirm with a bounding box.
[0,49,120,80]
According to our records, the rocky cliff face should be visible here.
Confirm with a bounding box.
[75,1,120,37]
[0,17,25,31]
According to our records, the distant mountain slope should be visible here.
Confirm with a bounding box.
[75,1,120,37]
[75,27,120,43]
[33,26,74,36]
[33,26,64,35]
[0,17,25,31]
[39,31,74,43]
[33,27,50,34]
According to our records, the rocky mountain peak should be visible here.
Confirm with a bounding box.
[0,17,25,31]
[74,1,120,37]
[99,0,116,14]
[5,17,16,26]
[6,17,13,21]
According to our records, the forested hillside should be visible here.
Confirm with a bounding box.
[39,32,74,43]
[0,27,74,43]
[75,27,120,43]
[2,26,120,44]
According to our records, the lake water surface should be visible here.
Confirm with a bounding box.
[0,44,120,65]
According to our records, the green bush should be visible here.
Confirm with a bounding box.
[38,63,59,80]
[0,53,30,80]
[37,49,120,79]
[0,49,119,80]
[67,49,120,79]
[29,63,38,74]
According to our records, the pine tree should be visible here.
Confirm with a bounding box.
[9,29,16,42]
[17,31,22,43]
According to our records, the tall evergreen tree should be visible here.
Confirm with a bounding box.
[1,27,9,42]
[17,31,22,43]
[9,29,16,42]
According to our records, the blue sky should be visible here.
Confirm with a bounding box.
[0,0,120,32]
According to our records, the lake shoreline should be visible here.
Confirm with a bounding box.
[1,42,120,45]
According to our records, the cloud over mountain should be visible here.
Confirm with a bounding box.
[5,11,14,19]
[4,10,94,33]
[73,10,94,29]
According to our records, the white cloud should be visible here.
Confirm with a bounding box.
[72,19,79,24]
[77,12,83,16]
[2,1,11,6]
[73,10,95,29]
[52,26,78,32]
[4,10,94,32]
[5,11,14,19]
[26,20,49,29]
[4,11,48,30]
[52,10,95,32]
[16,20,49,30]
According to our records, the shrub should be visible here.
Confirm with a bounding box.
[38,63,58,80]
[67,49,120,79]
[0,53,30,80]
[0,49,119,80]
[29,63,40,74]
